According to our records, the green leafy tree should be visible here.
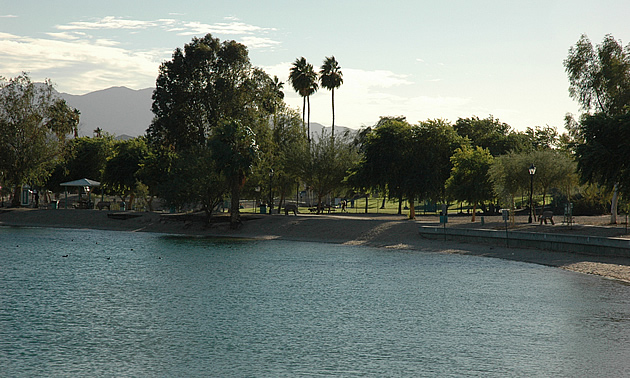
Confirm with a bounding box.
[0,74,79,206]
[157,147,227,216]
[564,34,630,222]
[415,119,467,202]
[572,113,630,198]
[147,34,279,216]
[289,57,319,143]
[320,56,343,139]
[565,34,630,116]
[489,152,530,211]
[524,126,561,150]
[263,107,309,211]
[351,118,412,214]
[297,129,359,213]
[446,146,495,222]
[527,149,578,213]
[45,136,114,194]
[148,34,278,151]
[209,120,259,228]
[454,116,528,156]
[102,137,149,208]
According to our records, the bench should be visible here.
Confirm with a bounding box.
[540,210,555,225]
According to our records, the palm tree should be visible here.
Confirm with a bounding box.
[289,57,318,142]
[320,56,343,139]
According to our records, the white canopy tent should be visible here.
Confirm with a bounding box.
[60,178,101,209]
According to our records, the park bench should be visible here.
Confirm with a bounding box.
[540,210,555,225]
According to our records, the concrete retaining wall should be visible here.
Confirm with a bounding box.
[419,226,630,257]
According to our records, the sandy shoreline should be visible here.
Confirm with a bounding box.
[2,208,630,283]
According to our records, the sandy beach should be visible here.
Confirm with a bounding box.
[2,208,630,283]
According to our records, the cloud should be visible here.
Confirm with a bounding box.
[0,14,18,18]
[178,21,276,36]
[262,63,470,127]
[0,32,163,93]
[56,16,162,30]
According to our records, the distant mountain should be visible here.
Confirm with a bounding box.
[58,86,356,140]
[309,122,354,140]
[59,87,153,138]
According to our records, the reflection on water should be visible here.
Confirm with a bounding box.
[1,227,630,376]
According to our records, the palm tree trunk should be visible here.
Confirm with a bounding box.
[331,88,335,140]
[307,95,311,143]
[472,203,477,222]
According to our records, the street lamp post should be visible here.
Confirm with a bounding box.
[528,163,536,223]
[268,169,274,215]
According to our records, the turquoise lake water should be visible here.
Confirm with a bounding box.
[1,226,630,376]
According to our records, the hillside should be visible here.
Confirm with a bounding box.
[59,86,357,139]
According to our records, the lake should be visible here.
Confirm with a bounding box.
[1,227,630,376]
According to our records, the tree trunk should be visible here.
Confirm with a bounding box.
[12,185,20,207]
[302,96,306,127]
[611,182,619,224]
[307,95,311,143]
[365,194,369,213]
[230,176,242,229]
[331,88,335,140]
[128,193,135,211]
[398,196,402,215]
[380,197,386,209]
[408,197,416,219]
[316,193,323,214]
[471,203,477,222]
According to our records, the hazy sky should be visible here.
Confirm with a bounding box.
[1,0,629,131]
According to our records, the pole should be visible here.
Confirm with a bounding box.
[528,174,533,223]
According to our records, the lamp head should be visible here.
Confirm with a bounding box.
[528,164,536,175]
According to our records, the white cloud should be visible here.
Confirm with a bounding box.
[0,33,163,93]
[240,36,280,49]
[261,63,470,128]
[0,14,18,18]
[45,32,81,40]
[178,21,276,36]
[56,16,161,30]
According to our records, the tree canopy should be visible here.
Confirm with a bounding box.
[0,74,79,206]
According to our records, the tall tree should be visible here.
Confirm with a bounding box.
[350,118,412,214]
[102,137,150,208]
[454,116,528,156]
[210,119,259,228]
[565,34,630,116]
[147,34,279,219]
[564,34,630,223]
[296,129,358,213]
[446,146,495,222]
[319,56,343,139]
[415,119,466,202]
[288,57,318,142]
[0,74,79,206]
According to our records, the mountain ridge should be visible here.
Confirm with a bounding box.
[58,86,354,139]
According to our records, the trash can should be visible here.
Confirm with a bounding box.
[259,205,267,214]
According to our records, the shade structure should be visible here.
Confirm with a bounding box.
[60,178,101,187]
[60,178,100,209]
